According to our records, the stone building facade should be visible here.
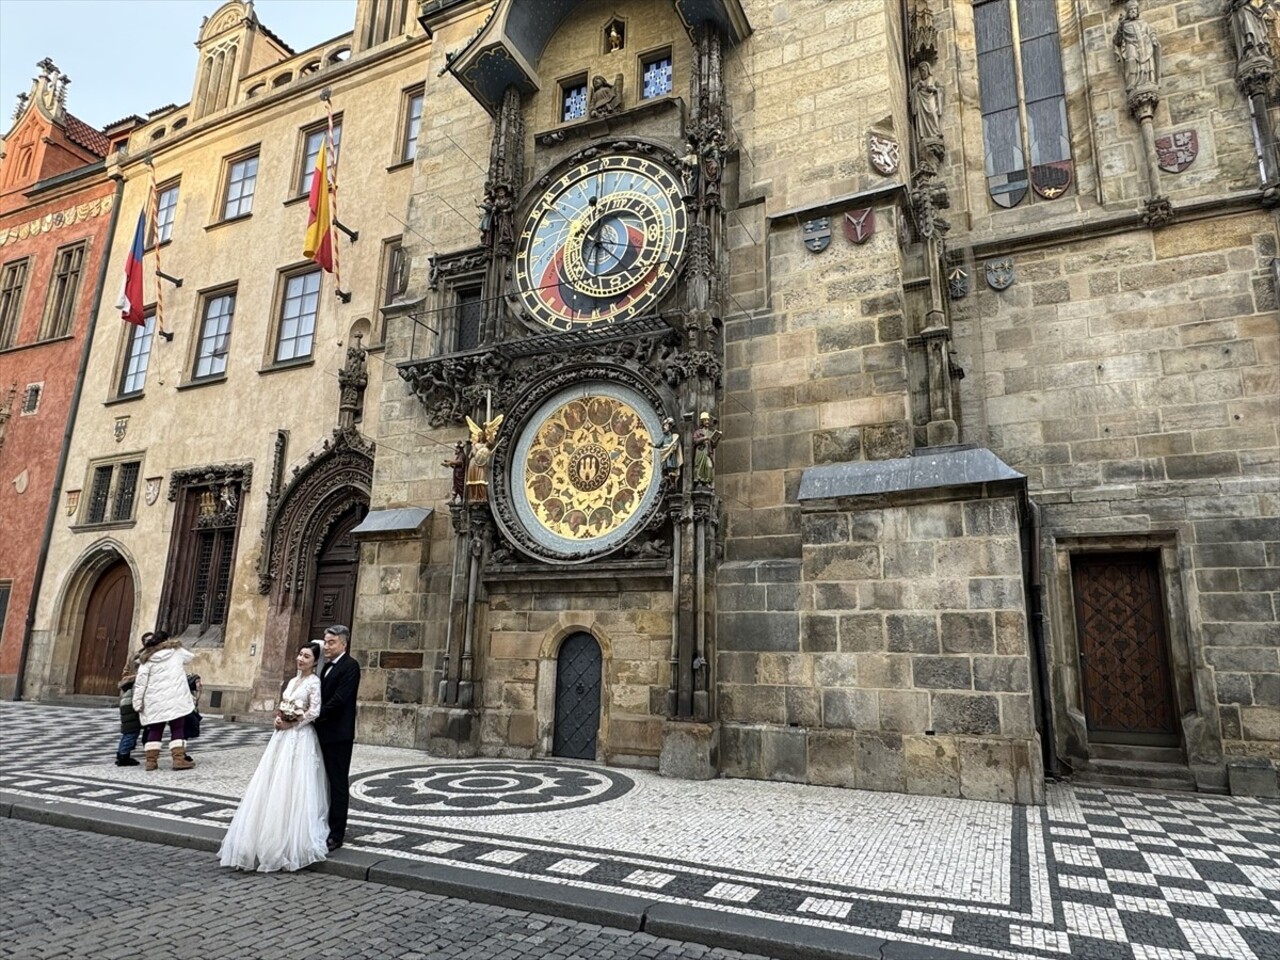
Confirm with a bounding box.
[17,0,1278,804]
[357,0,1276,803]
[22,0,428,715]
[0,63,130,698]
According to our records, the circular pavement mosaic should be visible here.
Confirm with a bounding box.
[351,761,634,816]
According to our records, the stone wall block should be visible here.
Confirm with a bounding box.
[855,732,906,792]
[838,613,886,652]
[812,652,859,687]
[973,656,1031,693]
[807,730,859,788]
[932,693,1001,735]
[720,723,763,779]
[855,652,912,689]
[801,613,838,652]
[958,739,1016,803]
[879,690,930,734]
[822,688,879,728]
[718,612,800,651]
[761,725,809,782]
[905,736,960,798]
[913,656,974,690]
[941,612,996,654]
[887,614,940,653]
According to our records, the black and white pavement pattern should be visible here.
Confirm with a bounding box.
[1,703,1277,960]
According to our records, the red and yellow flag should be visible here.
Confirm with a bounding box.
[303,144,333,272]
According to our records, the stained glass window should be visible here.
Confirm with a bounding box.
[643,56,673,99]
[563,82,588,121]
[974,0,1073,207]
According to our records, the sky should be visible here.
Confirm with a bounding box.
[1,0,359,132]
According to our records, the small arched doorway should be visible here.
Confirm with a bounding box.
[306,506,363,644]
[552,632,602,760]
[74,560,135,694]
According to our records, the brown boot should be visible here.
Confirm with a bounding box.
[144,743,160,771]
[170,741,194,770]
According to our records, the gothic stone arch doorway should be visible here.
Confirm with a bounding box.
[75,560,134,695]
[553,632,603,760]
[254,429,373,709]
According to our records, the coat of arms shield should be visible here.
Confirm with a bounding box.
[843,208,875,244]
[985,258,1016,291]
[867,134,900,176]
[1156,130,1198,174]
[802,217,831,253]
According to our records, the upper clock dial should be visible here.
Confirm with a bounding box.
[514,154,688,331]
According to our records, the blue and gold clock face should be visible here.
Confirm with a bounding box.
[514,154,688,331]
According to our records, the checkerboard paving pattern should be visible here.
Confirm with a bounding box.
[1045,787,1280,960]
[2,702,1277,960]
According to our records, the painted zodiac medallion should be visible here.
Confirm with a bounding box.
[510,382,665,561]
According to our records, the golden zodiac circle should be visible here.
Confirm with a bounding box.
[522,394,652,542]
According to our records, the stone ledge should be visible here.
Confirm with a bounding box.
[798,448,1024,503]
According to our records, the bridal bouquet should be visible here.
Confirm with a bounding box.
[278,697,303,722]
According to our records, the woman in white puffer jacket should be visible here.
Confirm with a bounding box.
[132,631,196,771]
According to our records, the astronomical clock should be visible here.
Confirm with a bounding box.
[486,145,695,564]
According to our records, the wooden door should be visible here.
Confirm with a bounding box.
[75,561,134,695]
[1072,552,1178,746]
[307,510,361,643]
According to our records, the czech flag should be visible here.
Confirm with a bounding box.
[303,143,333,272]
[115,210,146,326]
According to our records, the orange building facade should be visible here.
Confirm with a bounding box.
[0,60,130,697]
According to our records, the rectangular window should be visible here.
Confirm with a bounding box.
[21,383,41,414]
[194,290,236,379]
[119,312,156,396]
[83,458,141,524]
[275,268,321,362]
[40,242,87,340]
[299,120,342,194]
[402,88,424,162]
[222,153,259,219]
[562,80,588,122]
[382,238,407,306]
[0,258,29,348]
[642,53,673,99]
[975,0,1073,207]
[455,285,483,352]
[161,474,244,636]
[154,181,180,244]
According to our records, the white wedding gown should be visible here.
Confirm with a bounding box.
[218,673,329,872]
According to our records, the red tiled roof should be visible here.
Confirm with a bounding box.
[61,112,111,158]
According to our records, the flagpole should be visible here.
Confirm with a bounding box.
[320,89,350,303]
[143,159,172,340]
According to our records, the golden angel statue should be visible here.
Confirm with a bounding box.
[464,413,504,503]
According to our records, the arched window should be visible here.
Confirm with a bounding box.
[975,0,1073,207]
[272,72,293,88]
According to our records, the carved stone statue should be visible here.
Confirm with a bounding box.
[692,413,722,487]
[442,441,467,502]
[653,417,683,484]
[679,143,700,199]
[608,23,623,52]
[464,414,504,503]
[1227,0,1274,64]
[1113,0,1161,101]
[912,61,943,144]
[588,74,623,118]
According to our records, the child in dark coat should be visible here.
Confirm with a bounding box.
[116,656,143,766]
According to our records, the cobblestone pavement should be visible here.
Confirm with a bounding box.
[2,702,1278,960]
[0,819,776,960]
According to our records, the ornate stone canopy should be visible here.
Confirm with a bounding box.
[426,0,751,113]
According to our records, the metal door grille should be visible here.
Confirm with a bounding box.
[552,632,602,760]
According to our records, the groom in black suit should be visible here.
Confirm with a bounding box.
[315,625,360,851]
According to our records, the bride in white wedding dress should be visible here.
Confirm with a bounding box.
[219,642,330,873]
